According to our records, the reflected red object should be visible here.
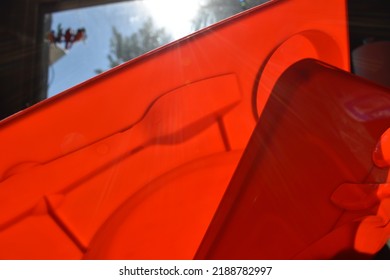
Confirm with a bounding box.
[0,0,388,259]
[373,128,390,168]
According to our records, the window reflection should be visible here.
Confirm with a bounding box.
[45,0,270,97]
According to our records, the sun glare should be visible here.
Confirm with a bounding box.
[143,0,201,39]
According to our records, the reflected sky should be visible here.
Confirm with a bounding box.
[47,0,202,97]
[46,0,267,97]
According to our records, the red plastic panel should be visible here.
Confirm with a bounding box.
[0,74,240,231]
[0,212,82,260]
[0,0,349,259]
[196,59,390,260]
[84,151,243,259]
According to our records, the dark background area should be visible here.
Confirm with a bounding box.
[0,0,389,120]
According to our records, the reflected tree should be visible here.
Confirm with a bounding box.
[96,0,270,74]
[96,18,172,73]
[193,0,270,30]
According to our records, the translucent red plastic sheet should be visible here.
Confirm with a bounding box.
[196,59,390,259]
[1,0,386,260]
